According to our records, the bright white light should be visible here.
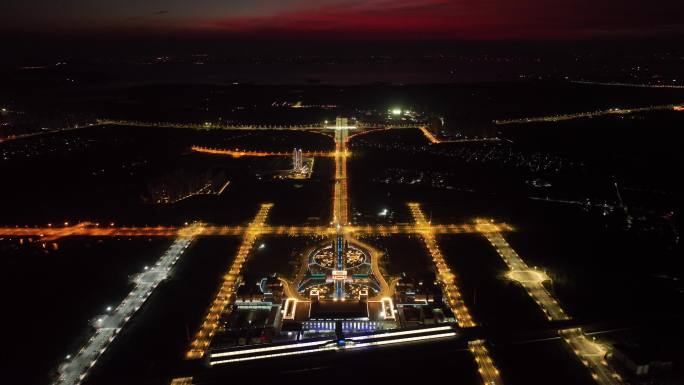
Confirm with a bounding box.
[106,306,112,312]
[66,354,71,359]
[391,108,402,115]
[210,331,456,365]
[259,243,266,249]
[211,339,327,358]
[379,208,388,216]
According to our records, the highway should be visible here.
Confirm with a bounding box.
[186,204,272,359]
[54,224,203,385]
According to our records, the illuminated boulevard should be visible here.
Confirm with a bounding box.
[187,204,272,359]
[191,146,336,158]
[0,222,513,240]
[478,221,623,385]
[408,203,504,385]
[54,224,203,385]
[494,102,683,125]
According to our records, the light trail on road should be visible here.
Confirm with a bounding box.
[186,204,273,359]
[54,223,203,385]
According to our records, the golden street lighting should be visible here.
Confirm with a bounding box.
[186,203,273,359]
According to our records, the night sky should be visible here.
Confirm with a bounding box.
[2,0,683,40]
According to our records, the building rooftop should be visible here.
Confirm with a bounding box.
[310,300,369,320]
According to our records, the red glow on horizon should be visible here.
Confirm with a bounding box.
[1,0,682,40]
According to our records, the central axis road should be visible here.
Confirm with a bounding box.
[333,127,349,228]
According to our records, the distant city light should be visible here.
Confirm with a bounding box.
[391,108,402,115]
[379,208,388,216]
[259,243,266,249]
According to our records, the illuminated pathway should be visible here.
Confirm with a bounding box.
[208,325,458,365]
[98,119,328,131]
[99,119,426,132]
[333,127,350,227]
[560,328,623,385]
[54,223,204,385]
[408,203,503,385]
[186,203,272,359]
[494,102,682,125]
[191,145,335,158]
[10,117,634,384]
[476,219,568,322]
[0,223,512,240]
[477,220,622,385]
[408,203,475,327]
[469,340,504,385]
[418,126,440,144]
